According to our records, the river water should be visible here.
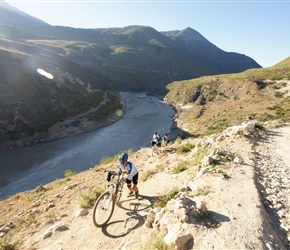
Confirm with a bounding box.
[0,93,175,199]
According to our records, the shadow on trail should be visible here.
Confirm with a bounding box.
[101,215,145,238]
[101,194,158,238]
[116,194,158,211]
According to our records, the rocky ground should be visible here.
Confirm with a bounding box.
[0,120,290,250]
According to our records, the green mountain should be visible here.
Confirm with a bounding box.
[0,3,264,149]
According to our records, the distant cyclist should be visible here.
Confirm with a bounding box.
[118,152,139,198]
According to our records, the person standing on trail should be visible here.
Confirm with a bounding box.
[118,152,139,198]
[151,132,158,147]
[156,133,162,147]
[163,133,170,146]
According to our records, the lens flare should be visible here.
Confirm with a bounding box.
[115,109,124,117]
[37,68,54,80]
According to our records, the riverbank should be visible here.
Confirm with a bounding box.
[0,93,175,199]
[0,91,127,152]
[0,92,180,152]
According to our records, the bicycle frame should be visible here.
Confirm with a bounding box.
[92,168,124,228]
[106,169,123,199]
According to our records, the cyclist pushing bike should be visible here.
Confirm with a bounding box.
[118,152,139,199]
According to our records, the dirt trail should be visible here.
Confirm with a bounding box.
[1,123,290,250]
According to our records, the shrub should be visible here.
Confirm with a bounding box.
[192,147,210,166]
[194,186,212,196]
[0,238,18,250]
[255,123,265,130]
[140,164,165,182]
[99,149,134,165]
[64,170,76,180]
[274,92,284,98]
[140,169,156,182]
[171,161,188,174]
[176,143,195,154]
[79,186,105,208]
[35,184,47,193]
[26,190,45,202]
[99,155,118,165]
[140,232,174,250]
[174,136,183,143]
[9,193,21,201]
[153,188,179,208]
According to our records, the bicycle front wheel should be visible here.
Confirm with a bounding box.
[92,191,115,227]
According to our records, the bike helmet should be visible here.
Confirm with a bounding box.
[118,152,128,163]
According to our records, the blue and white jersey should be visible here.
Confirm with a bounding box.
[118,160,138,180]
[156,136,162,143]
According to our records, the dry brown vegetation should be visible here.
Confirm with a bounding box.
[165,58,290,137]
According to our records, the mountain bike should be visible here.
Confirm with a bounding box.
[92,168,125,228]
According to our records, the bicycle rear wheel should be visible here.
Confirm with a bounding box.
[92,191,115,227]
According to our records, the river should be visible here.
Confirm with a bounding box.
[0,92,175,199]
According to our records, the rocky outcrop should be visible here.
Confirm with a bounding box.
[140,120,289,249]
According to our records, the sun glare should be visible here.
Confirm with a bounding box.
[37,68,54,80]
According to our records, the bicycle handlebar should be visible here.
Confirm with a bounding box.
[101,168,122,182]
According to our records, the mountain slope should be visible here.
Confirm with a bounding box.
[162,27,259,73]
[0,1,50,28]
[0,3,263,150]
[164,61,290,137]
[0,120,289,249]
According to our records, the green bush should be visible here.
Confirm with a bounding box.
[274,92,284,98]
[153,188,179,208]
[79,186,105,208]
[171,161,188,174]
[176,143,195,154]
[26,191,44,202]
[64,170,76,181]
[99,149,134,165]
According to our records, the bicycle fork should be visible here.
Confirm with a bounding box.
[101,192,114,210]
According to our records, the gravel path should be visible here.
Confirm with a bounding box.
[254,125,290,248]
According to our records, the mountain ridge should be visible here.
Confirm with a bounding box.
[0,2,269,151]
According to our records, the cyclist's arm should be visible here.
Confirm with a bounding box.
[118,163,128,174]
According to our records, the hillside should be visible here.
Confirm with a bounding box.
[1,62,290,248]
[1,3,290,249]
[164,58,290,138]
[0,119,289,250]
[0,3,264,149]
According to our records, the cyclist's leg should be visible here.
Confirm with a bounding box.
[132,173,139,198]
[126,179,134,197]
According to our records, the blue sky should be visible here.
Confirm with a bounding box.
[4,0,290,68]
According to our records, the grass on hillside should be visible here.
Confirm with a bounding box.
[153,188,179,208]
[165,63,290,136]
[98,149,134,165]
